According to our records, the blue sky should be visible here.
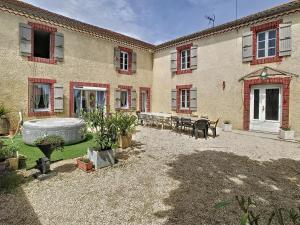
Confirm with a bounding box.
[22,0,289,44]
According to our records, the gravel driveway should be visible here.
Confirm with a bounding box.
[1,127,300,225]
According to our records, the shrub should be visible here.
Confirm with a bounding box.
[34,135,64,151]
[114,112,137,136]
[281,126,291,131]
[0,103,9,118]
[223,120,231,124]
[215,195,300,225]
[0,142,19,161]
[81,109,117,151]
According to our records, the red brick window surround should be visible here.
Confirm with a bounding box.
[28,22,57,64]
[28,77,56,117]
[139,87,151,112]
[243,77,291,130]
[118,47,133,75]
[69,81,110,117]
[176,43,193,75]
[118,85,132,110]
[176,84,193,113]
[251,20,282,65]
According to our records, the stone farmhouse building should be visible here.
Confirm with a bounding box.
[1,0,300,134]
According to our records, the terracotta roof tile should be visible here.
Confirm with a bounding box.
[0,0,155,50]
[1,0,300,51]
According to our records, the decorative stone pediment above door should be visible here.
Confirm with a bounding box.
[239,67,299,132]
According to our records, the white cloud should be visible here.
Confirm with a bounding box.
[23,0,153,42]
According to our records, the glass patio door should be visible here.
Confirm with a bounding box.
[250,85,281,132]
[74,87,106,116]
[141,91,148,112]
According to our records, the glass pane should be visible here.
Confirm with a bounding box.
[258,32,265,41]
[34,84,50,110]
[258,41,265,49]
[258,49,265,58]
[268,39,276,48]
[121,91,128,108]
[268,30,276,39]
[74,89,81,115]
[97,91,105,109]
[187,90,190,108]
[253,89,259,119]
[268,48,276,56]
[265,89,279,121]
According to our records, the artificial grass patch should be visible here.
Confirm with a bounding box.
[0,135,94,169]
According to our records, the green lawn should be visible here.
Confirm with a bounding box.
[0,135,94,169]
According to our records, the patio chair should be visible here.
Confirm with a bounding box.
[193,119,209,139]
[170,116,180,131]
[209,118,219,138]
[181,118,193,135]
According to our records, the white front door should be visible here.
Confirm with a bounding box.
[250,85,282,133]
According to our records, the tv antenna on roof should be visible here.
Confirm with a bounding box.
[205,14,215,28]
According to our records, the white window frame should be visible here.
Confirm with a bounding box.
[180,89,190,110]
[120,89,129,109]
[33,83,51,112]
[181,49,191,70]
[257,29,277,59]
[120,51,129,71]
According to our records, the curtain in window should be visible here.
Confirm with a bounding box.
[121,91,127,107]
[97,91,106,109]
[74,89,81,115]
[34,84,41,109]
[43,84,50,108]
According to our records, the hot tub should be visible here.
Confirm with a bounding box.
[23,118,86,145]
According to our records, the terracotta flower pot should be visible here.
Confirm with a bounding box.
[7,157,18,170]
[77,158,93,172]
[0,117,9,135]
[118,134,132,149]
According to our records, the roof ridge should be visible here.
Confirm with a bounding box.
[156,0,300,49]
[0,0,155,50]
[1,0,300,51]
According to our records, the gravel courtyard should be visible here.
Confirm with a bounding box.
[1,126,300,225]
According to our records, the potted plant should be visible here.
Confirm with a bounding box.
[0,140,18,171]
[115,112,137,149]
[0,103,9,135]
[4,142,20,170]
[279,127,295,140]
[34,135,64,161]
[222,120,232,132]
[81,109,117,169]
[8,116,18,137]
[18,154,27,169]
[0,143,9,171]
[77,157,93,172]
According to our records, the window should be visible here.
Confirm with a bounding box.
[33,83,51,111]
[181,49,191,70]
[34,30,51,59]
[180,89,190,109]
[257,29,276,59]
[120,90,128,108]
[120,51,128,71]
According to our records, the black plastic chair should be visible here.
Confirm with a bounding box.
[181,118,193,135]
[193,119,209,139]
